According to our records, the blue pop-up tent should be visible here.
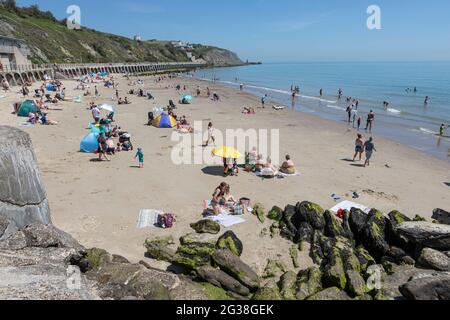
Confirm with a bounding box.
[46,84,56,92]
[80,133,99,153]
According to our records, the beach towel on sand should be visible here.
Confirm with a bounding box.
[255,170,300,178]
[206,214,246,228]
[330,201,370,215]
[137,209,163,228]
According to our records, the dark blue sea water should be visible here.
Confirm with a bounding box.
[193,62,450,162]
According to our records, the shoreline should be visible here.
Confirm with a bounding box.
[0,75,448,267]
[193,65,450,162]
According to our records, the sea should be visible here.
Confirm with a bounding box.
[192,62,450,162]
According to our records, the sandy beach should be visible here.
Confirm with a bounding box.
[1,74,449,274]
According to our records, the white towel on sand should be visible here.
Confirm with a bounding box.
[207,214,246,228]
[330,201,370,214]
[278,171,300,177]
[137,209,162,228]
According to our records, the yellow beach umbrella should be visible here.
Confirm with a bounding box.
[211,146,242,159]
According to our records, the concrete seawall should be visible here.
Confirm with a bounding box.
[0,62,205,86]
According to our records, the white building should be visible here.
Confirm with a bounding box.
[0,36,31,68]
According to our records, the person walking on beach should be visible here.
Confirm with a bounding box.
[115,89,119,100]
[206,87,210,97]
[363,137,377,167]
[338,88,343,99]
[424,96,430,105]
[95,86,99,97]
[92,105,101,124]
[261,94,268,108]
[97,133,110,162]
[134,148,144,169]
[440,124,448,137]
[357,117,362,131]
[204,122,216,147]
[365,110,375,133]
[320,89,323,97]
[353,134,364,162]
[351,107,358,128]
[346,105,353,124]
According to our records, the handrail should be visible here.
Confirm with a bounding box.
[0,61,206,73]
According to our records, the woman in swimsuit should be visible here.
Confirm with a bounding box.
[212,182,228,215]
[353,134,364,161]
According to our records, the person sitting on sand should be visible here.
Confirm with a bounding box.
[224,185,237,204]
[1,79,10,92]
[28,112,37,124]
[211,182,228,215]
[255,154,265,172]
[280,155,296,174]
[353,134,364,161]
[40,112,58,125]
[263,157,278,175]
[124,97,131,104]
[242,107,256,114]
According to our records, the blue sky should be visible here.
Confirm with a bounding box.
[17,0,450,62]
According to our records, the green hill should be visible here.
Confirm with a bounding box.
[0,3,243,66]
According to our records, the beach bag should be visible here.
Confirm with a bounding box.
[157,213,174,229]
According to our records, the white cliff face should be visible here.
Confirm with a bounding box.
[0,126,51,230]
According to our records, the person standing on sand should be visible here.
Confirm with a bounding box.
[134,148,144,169]
[97,133,110,162]
[363,137,376,167]
[365,110,375,133]
[346,105,353,124]
[206,87,210,97]
[261,94,268,108]
[204,122,216,147]
[351,107,358,128]
[353,134,364,161]
[92,105,101,124]
[95,86,99,97]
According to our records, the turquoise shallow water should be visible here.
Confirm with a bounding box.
[193,62,450,162]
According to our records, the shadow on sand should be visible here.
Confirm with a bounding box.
[201,166,225,177]
[350,163,366,168]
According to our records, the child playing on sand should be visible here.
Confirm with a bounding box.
[134,148,144,169]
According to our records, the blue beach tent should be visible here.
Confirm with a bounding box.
[80,133,99,153]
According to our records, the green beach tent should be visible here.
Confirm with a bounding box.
[17,100,39,117]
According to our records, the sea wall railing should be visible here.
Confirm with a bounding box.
[0,61,205,86]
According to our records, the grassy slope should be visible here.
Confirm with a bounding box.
[0,7,193,64]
